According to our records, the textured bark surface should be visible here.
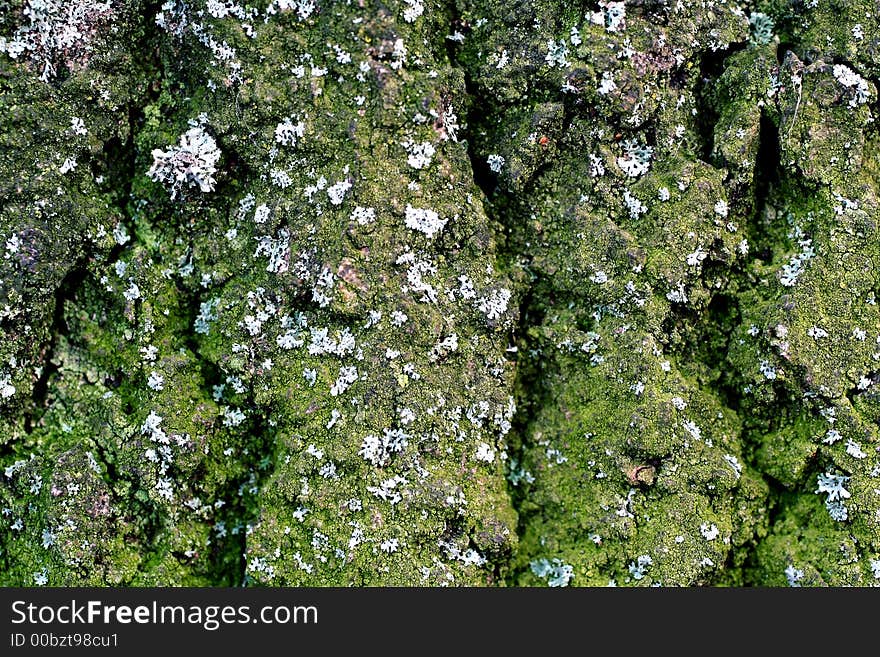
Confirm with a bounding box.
[1,0,880,586]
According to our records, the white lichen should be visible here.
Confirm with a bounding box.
[148,126,221,199]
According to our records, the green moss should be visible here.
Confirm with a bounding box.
[2,0,880,586]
